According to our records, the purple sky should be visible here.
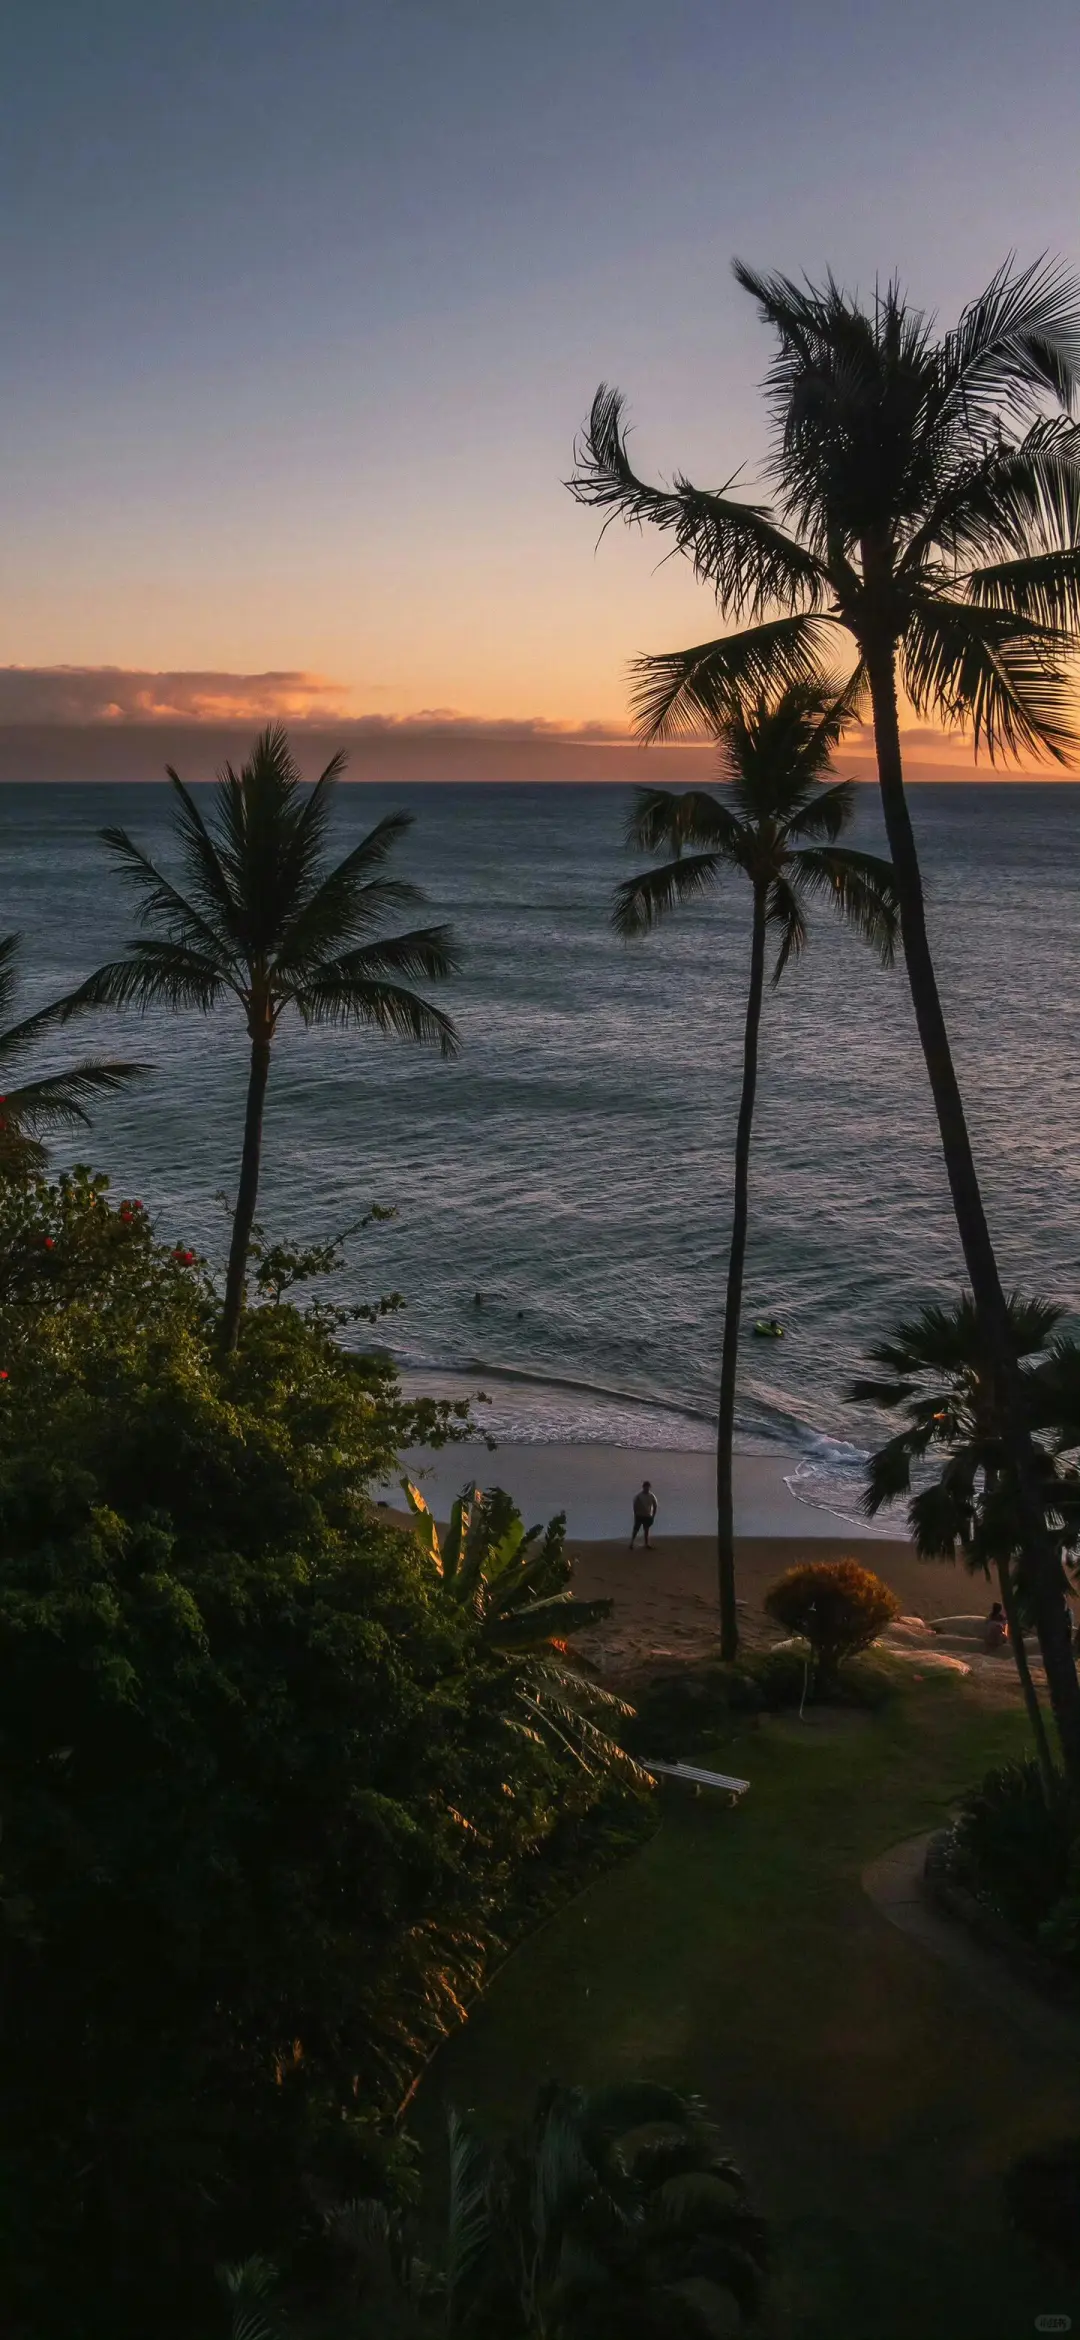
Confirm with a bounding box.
[3,0,1080,774]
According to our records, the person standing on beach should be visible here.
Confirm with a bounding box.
[630,1480,657,1549]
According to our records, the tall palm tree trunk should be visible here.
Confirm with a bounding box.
[864,638,1080,1783]
[221,1034,271,1354]
[996,1556,1058,1801]
[717,886,767,1660]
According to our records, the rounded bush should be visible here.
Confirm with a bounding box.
[763,1559,899,1688]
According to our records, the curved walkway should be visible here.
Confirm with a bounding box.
[863,1832,1080,2055]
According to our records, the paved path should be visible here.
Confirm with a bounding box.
[862,1832,1080,2055]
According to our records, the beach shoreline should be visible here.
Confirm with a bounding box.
[393,1437,895,1542]
[387,1432,1033,1685]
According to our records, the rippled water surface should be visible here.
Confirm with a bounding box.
[5,779,1079,1500]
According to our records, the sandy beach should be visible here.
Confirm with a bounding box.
[395,1439,886,1541]
[387,1439,1019,1680]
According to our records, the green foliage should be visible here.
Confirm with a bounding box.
[237,2080,767,2337]
[763,1560,899,1689]
[625,1664,766,1759]
[404,1481,648,1789]
[953,1759,1074,1936]
[742,1643,893,1713]
[0,1171,581,2339]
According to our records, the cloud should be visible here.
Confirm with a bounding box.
[0,667,1053,781]
[0,667,632,740]
[0,665,350,725]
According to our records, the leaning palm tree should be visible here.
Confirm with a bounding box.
[569,256,1080,1778]
[853,1293,1066,1795]
[0,933,146,1174]
[56,724,460,1350]
[615,682,898,1659]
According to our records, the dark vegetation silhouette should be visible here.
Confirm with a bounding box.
[570,255,1080,1779]
[57,724,460,1349]
[0,932,147,1172]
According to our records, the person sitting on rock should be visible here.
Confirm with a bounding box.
[984,1599,1008,1651]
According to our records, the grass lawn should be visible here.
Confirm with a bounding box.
[413,1674,1080,2340]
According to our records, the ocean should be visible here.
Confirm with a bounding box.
[4,778,1079,1516]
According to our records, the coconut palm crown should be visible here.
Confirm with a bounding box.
[571,257,1080,762]
[0,933,147,1175]
[55,724,460,1350]
[615,681,899,1659]
[569,254,1080,1780]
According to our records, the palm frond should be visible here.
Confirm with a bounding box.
[964,545,1080,633]
[165,773,247,937]
[781,776,855,842]
[936,254,1080,437]
[54,942,233,1018]
[275,828,426,976]
[764,872,806,986]
[900,416,1080,572]
[444,2108,497,2331]
[902,594,1078,762]
[630,616,842,742]
[789,845,900,966]
[98,823,236,963]
[217,2257,282,2340]
[568,383,829,618]
[612,853,725,939]
[296,961,460,1057]
[0,988,116,1070]
[624,787,743,856]
[0,1060,150,1133]
[270,745,351,913]
[0,935,22,1031]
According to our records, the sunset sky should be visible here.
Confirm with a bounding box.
[4,0,1080,777]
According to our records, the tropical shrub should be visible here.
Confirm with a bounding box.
[404,1480,646,1786]
[0,1171,590,2339]
[219,2079,768,2337]
[763,1559,899,1690]
[952,1760,1074,1936]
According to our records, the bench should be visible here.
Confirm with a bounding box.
[643,1759,750,1797]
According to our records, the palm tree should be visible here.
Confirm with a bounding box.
[56,724,460,1351]
[215,2082,766,2337]
[568,256,1080,1779]
[438,2079,766,2337]
[852,1292,1064,1795]
[0,933,146,1173]
[614,683,898,1659]
[403,1480,647,1785]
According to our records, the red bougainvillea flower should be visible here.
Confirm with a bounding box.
[43,1238,54,1250]
[0,1371,10,1382]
